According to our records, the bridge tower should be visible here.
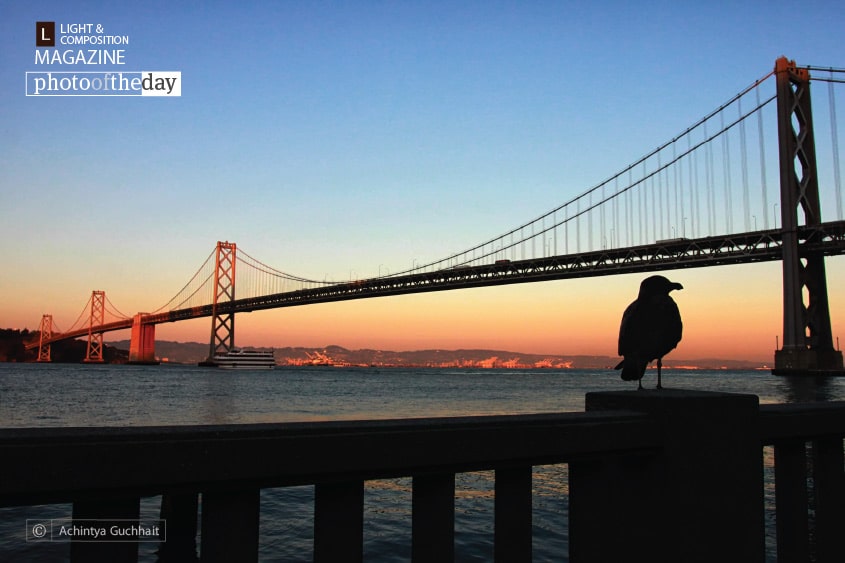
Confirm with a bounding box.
[37,314,52,362]
[84,290,105,363]
[773,57,844,374]
[205,241,237,363]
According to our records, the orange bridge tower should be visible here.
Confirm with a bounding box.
[204,241,237,365]
[773,57,844,374]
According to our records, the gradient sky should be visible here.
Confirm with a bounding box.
[1,1,843,363]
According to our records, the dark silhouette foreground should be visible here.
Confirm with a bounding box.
[615,275,683,389]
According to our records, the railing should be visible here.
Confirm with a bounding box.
[760,401,845,562]
[1,391,843,562]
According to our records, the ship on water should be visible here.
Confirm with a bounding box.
[202,349,276,369]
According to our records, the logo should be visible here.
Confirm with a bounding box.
[28,20,181,99]
[26,71,182,96]
[36,22,55,47]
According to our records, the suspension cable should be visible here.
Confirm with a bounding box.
[237,249,332,284]
[829,73,843,221]
[391,71,777,274]
[169,272,214,310]
[50,319,64,334]
[756,86,770,229]
[64,296,92,334]
[721,110,733,232]
[804,65,845,74]
[150,248,216,313]
[104,295,131,320]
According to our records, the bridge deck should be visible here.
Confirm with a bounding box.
[39,220,845,344]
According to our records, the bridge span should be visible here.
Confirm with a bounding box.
[30,57,845,373]
[160,223,845,318]
[35,221,845,342]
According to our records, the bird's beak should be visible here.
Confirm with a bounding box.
[672,283,684,291]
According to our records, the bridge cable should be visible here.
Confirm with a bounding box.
[237,249,331,285]
[50,319,64,335]
[661,153,668,240]
[829,72,843,221]
[639,161,646,245]
[672,142,680,238]
[627,168,633,246]
[150,248,216,313]
[692,137,700,238]
[104,296,131,320]
[600,179,606,248]
[575,199,581,253]
[804,65,845,74]
[657,152,664,240]
[756,86,771,229]
[169,272,214,310]
[64,295,92,335]
[390,71,777,275]
[653,168,659,240]
[517,92,776,258]
[613,176,619,247]
[704,120,715,235]
[588,190,593,252]
[739,96,751,231]
[721,110,733,233]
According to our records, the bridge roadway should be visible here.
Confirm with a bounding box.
[40,220,845,345]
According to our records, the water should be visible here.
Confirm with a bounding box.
[1,363,843,561]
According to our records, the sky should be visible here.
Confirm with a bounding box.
[1,1,843,364]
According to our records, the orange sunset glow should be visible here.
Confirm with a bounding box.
[3,6,843,369]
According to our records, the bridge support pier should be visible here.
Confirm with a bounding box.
[774,348,844,375]
[129,314,158,365]
[773,57,844,375]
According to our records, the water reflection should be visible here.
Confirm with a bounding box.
[776,375,839,403]
[199,371,237,424]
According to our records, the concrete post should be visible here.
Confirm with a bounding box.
[569,390,764,563]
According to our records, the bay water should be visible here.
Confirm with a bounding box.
[2,363,843,561]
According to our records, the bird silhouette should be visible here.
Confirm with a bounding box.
[615,275,683,389]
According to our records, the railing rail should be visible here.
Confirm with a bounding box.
[760,401,845,563]
[759,401,845,441]
[0,411,659,505]
[1,393,843,562]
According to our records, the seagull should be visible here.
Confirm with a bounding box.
[615,275,683,390]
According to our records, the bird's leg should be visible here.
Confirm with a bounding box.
[637,377,643,390]
[656,358,663,390]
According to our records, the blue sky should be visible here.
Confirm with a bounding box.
[1,1,843,358]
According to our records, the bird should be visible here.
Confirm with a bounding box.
[615,275,683,390]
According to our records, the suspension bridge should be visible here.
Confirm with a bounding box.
[31,57,845,374]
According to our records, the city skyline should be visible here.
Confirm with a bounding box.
[2,1,843,363]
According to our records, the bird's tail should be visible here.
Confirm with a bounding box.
[615,357,648,381]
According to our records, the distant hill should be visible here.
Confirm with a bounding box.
[105,340,765,369]
[108,340,209,364]
[1,329,128,363]
[0,331,768,369]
